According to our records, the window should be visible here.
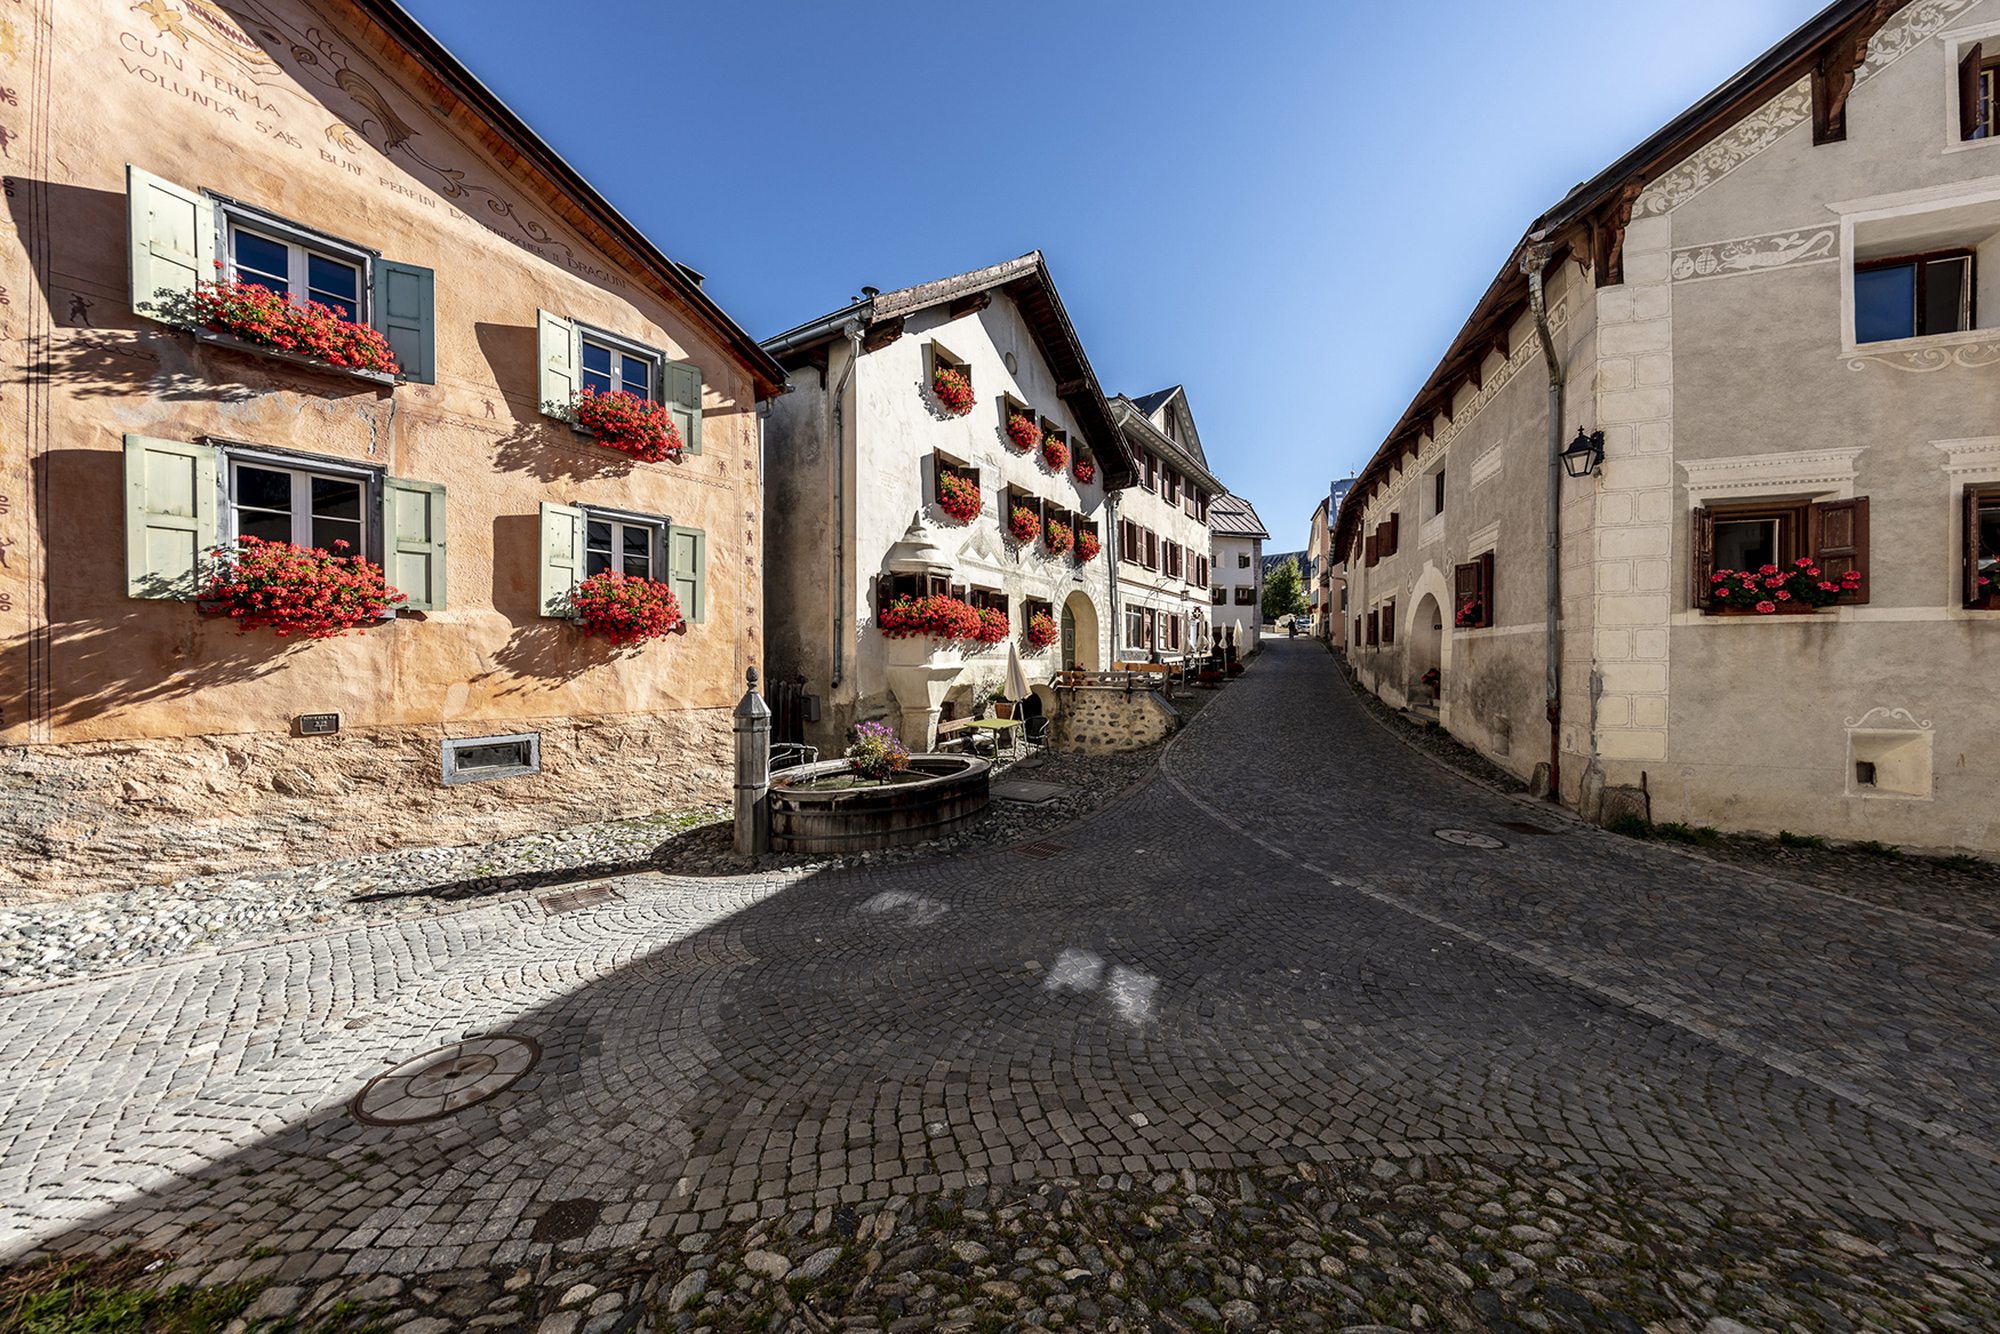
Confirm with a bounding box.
[1855,251,1974,343]
[1165,615,1182,651]
[230,457,366,554]
[442,733,541,786]
[1364,534,1378,567]
[580,336,653,400]
[1143,453,1157,491]
[926,340,971,403]
[228,220,365,323]
[1233,586,1255,606]
[1211,585,1226,605]
[1366,610,1379,646]
[1126,606,1152,650]
[1381,599,1396,644]
[1144,529,1158,570]
[970,587,1009,615]
[538,310,704,454]
[1966,487,2000,608]
[1193,554,1208,587]
[1377,513,1400,557]
[1237,552,1250,569]
[1433,468,1446,517]
[1692,499,1869,608]
[933,452,980,506]
[586,515,658,579]
[1163,540,1180,578]
[539,501,705,622]
[1960,42,2000,140]
[1453,551,1495,628]
[1165,470,1181,505]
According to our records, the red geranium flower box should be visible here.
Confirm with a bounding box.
[1072,454,1096,485]
[1044,518,1073,556]
[1008,506,1040,544]
[190,279,399,376]
[937,471,982,524]
[1024,610,1058,649]
[933,366,975,416]
[200,535,404,638]
[1041,437,1070,472]
[1076,529,1101,563]
[1006,412,1041,451]
[570,571,684,645]
[1708,558,1858,614]
[568,386,684,463]
[878,594,982,640]
[971,607,1009,644]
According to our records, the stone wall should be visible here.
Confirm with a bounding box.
[0,708,730,904]
[1052,688,1179,755]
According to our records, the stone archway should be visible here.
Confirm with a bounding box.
[1411,593,1444,708]
[1061,591,1101,671]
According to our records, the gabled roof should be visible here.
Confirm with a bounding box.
[351,0,787,400]
[1209,494,1269,540]
[1331,0,1911,558]
[1109,397,1227,499]
[1126,385,1210,469]
[1129,387,1179,416]
[760,251,1137,489]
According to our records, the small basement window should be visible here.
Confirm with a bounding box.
[442,733,541,786]
[1856,250,1974,343]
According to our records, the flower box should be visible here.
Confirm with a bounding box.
[971,606,1009,644]
[1707,558,1857,615]
[200,536,404,638]
[1006,412,1041,452]
[192,329,397,387]
[186,279,399,382]
[1041,436,1070,473]
[1044,518,1073,556]
[932,366,975,416]
[878,594,982,640]
[1076,530,1101,563]
[1008,506,1040,544]
[569,571,684,644]
[1072,455,1096,485]
[1024,610,1058,649]
[561,387,684,463]
[937,471,982,524]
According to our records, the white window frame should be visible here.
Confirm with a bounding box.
[577,325,663,404]
[211,194,376,324]
[219,443,381,560]
[1830,177,2000,359]
[1943,24,2000,156]
[579,504,669,582]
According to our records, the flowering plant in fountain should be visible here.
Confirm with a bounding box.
[1708,557,1858,613]
[1008,505,1040,544]
[936,471,982,524]
[569,571,684,645]
[1024,609,1059,649]
[1075,529,1101,563]
[1072,453,1096,485]
[1043,518,1073,556]
[878,594,982,639]
[1041,436,1070,473]
[564,386,684,463]
[200,536,404,638]
[186,279,399,375]
[932,365,975,415]
[971,606,1010,644]
[846,720,910,782]
[1006,411,1041,452]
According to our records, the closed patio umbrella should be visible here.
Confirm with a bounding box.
[1005,639,1030,704]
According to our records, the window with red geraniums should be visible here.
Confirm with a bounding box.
[1075,529,1102,563]
[1454,597,1483,628]
[1072,453,1096,485]
[1044,518,1073,556]
[936,470,982,524]
[1024,609,1059,649]
[971,607,1009,644]
[187,280,400,376]
[569,570,684,645]
[1041,435,1070,473]
[932,366,975,416]
[565,385,684,463]
[1708,558,1859,613]
[200,535,404,638]
[1008,505,1040,544]
[1006,411,1041,451]
[878,594,983,639]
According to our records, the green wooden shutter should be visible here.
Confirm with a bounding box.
[538,310,578,420]
[373,261,435,384]
[668,524,706,624]
[538,500,585,616]
[663,357,703,455]
[382,477,446,610]
[124,434,216,599]
[127,164,214,321]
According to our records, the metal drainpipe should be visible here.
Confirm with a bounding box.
[1106,491,1120,666]
[829,321,862,690]
[1520,238,1564,802]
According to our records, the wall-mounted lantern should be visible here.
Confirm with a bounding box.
[1560,428,1605,479]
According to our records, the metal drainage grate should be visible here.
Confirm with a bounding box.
[1498,821,1560,836]
[1433,829,1508,849]
[541,882,621,915]
[1017,840,1071,860]
[531,1197,603,1244]
[350,1034,541,1126]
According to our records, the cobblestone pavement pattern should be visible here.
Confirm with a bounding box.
[2,640,1997,1302]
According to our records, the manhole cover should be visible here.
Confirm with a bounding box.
[541,883,621,915]
[1498,821,1559,836]
[531,1197,602,1244]
[350,1034,540,1125]
[1017,841,1070,860]
[1434,829,1507,849]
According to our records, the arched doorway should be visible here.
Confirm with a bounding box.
[1061,591,1101,671]
[1411,593,1443,707]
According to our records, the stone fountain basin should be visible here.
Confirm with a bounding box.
[768,754,991,853]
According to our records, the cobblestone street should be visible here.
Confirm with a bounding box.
[3,639,1997,1304]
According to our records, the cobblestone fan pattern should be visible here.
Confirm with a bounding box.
[2,642,1998,1320]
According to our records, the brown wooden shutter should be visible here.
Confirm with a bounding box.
[1810,497,1869,603]
[1366,610,1378,645]
[1382,599,1395,644]
[1354,616,1362,645]
[1968,486,1986,607]
[1454,561,1478,622]
[1146,529,1158,569]
[1479,550,1495,627]
[1691,507,1715,609]
[1963,42,1985,140]
[1364,533,1378,567]
[1387,513,1400,556]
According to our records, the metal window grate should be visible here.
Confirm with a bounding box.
[1017,841,1070,860]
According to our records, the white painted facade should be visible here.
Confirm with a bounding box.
[1208,494,1269,654]
[1109,392,1228,664]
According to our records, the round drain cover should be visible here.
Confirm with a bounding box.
[350,1034,540,1126]
[1434,829,1507,849]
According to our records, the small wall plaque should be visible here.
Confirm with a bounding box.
[299,713,340,736]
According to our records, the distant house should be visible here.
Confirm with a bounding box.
[760,253,1134,754]
[1107,388,1227,665]
[1210,496,1270,651]
[1335,0,2000,847]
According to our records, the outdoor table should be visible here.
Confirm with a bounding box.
[964,718,1025,758]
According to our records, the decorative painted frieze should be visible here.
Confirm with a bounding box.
[1848,340,2000,373]
[1669,226,1837,282]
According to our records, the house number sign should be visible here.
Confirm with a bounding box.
[298,713,340,735]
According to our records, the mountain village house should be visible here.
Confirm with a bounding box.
[1107,389,1223,664]
[1208,494,1269,653]
[1337,0,2000,850]
[760,255,1135,756]
[0,0,784,899]
[1306,494,1347,647]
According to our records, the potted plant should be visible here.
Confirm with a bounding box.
[989,689,1015,720]
[1708,558,1858,614]
[1025,609,1059,649]
[1421,667,1441,700]
[1041,436,1070,472]
[932,365,975,416]
[185,279,400,376]
[937,471,982,524]
[200,536,404,637]
[556,385,684,462]
[1072,453,1096,485]
[1044,517,1073,556]
[846,720,911,782]
[1454,596,1482,627]
[1006,411,1041,452]
[569,571,685,645]
[1197,668,1224,687]
[1075,529,1102,563]
[1008,505,1040,544]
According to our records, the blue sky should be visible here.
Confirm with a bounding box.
[405,0,1816,550]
